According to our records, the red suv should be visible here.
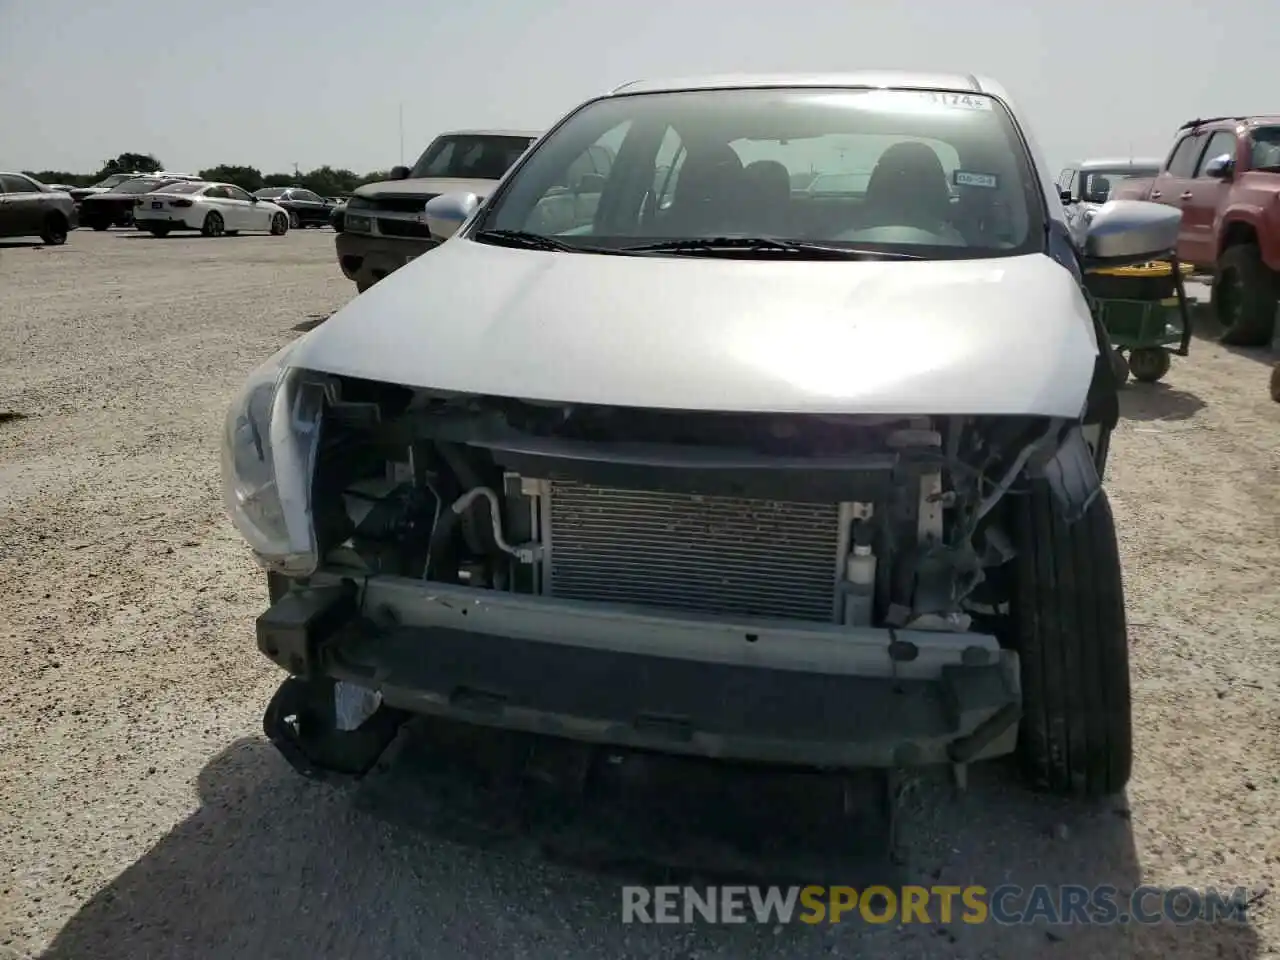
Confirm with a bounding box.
[1114,117,1280,346]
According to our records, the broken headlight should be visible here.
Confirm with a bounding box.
[219,345,323,575]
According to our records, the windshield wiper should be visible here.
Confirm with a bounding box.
[472,229,582,252]
[618,236,923,260]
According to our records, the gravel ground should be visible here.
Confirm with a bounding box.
[1,230,1277,959]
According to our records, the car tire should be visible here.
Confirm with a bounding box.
[1128,347,1171,383]
[1008,485,1132,798]
[270,213,289,236]
[201,211,225,237]
[1213,243,1278,347]
[1270,362,1280,403]
[90,221,110,231]
[39,213,69,246]
[288,210,301,230]
[147,225,171,238]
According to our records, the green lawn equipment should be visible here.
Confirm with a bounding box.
[1084,259,1194,384]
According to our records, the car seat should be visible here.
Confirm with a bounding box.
[862,142,954,232]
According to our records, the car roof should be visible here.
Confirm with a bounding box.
[1076,157,1163,171]
[437,129,542,138]
[607,71,1002,97]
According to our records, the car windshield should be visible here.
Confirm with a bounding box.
[159,181,208,195]
[1080,167,1159,203]
[409,134,535,179]
[111,178,174,195]
[476,87,1042,259]
[1249,126,1280,170]
[91,173,135,189]
[255,187,288,198]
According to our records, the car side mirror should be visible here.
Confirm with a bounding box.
[1081,200,1182,270]
[1203,153,1234,179]
[424,192,479,240]
[250,196,260,202]
[390,165,411,181]
[1060,189,1077,205]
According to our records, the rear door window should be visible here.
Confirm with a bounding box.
[1165,134,1204,178]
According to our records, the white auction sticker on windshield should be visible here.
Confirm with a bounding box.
[954,170,1000,189]
[922,92,992,111]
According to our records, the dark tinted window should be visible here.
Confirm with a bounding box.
[409,135,535,179]
[0,173,39,193]
[1248,126,1280,170]
[225,185,254,202]
[481,87,1041,259]
[293,190,322,202]
[255,187,289,198]
[1195,131,1237,176]
[1165,135,1203,177]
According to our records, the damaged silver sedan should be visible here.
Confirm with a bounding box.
[221,72,1182,798]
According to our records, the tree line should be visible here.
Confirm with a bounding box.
[24,152,392,197]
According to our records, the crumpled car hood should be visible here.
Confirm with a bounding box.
[290,240,1100,417]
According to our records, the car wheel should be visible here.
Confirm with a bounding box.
[39,213,68,246]
[1128,347,1171,383]
[201,211,225,238]
[1213,243,1278,347]
[1270,362,1280,403]
[1007,485,1132,798]
[90,221,110,231]
[271,212,289,236]
[147,225,171,238]
[288,210,301,230]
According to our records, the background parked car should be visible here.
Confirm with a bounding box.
[335,128,540,292]
[69,172,148,203]
[0,172,78,245]
[252,187,333,228]
[78,176,193,230]
[134,180,290,237]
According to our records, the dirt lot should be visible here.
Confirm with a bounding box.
[1,229,1278,959]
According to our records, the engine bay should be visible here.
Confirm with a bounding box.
[304,372,1081,633]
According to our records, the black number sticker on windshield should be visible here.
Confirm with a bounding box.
[925,92,993,111]
[954,170,1000,188]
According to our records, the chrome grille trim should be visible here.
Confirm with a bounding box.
[545,479,843,622]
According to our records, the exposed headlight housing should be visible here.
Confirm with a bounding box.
[220,345,324,576]
[344,213,374,234]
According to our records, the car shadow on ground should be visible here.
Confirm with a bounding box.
[1186,297,1278,366]
[1119,382,1206,422]
[0,240,50,249]
[38,723,1260,959]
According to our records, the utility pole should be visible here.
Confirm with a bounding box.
[399,103,405,165]
[292,161,300,180]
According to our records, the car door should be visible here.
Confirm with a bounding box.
[215,184,252,231]
[1180,129,1238,266]
[227,184,269,230]
[1149,133,1205,255]
[0,174,42,235]
[293,190,325,223]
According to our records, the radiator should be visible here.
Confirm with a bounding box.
[544,479,843,622]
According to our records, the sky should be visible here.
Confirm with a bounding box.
[1,0,1274,178]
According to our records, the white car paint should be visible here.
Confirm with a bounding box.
[291,240,1097,417]
[287,72,1101,418]
[136,182,288,234]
